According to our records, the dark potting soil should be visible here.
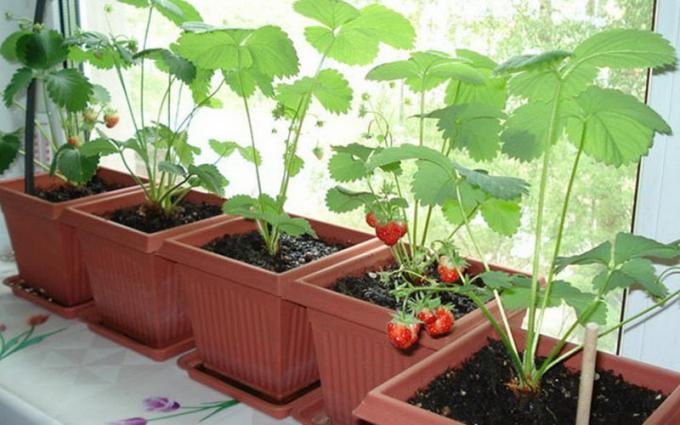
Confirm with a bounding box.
[203,231,346,273]
[36,175,120,203]
[332,265,478,319]
[109,201,221,233]
[408,340,667,425]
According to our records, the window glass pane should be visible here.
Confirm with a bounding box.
[80,0,654,351]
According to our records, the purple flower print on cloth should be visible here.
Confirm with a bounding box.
[143,396,181,412]
[108,418,147,425]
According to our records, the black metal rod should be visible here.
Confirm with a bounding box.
[24,0,48,194]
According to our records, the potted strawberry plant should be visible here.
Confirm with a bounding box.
[59,1,235,360]
[0,20,140,318]
[158,0,413,417]
[354,29,680,425]
[286,48,533,425]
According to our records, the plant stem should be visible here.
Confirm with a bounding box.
[140,6,154,128]
[534,122,587,350]
[411,90,426,255]
[524,79,563,377]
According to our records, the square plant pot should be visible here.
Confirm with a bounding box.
[0,167,140,318]
[158,217,380,413]
[285,245,526,425]
[354,321,680,425]
[61,189,229,360]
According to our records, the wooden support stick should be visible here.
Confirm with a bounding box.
[575,323,599,425]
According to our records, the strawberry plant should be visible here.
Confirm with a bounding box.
[0,19,115,186]
[68,0,231,213]
[393,29,680,393]
[326,49,529,345]
[174,0,415,255]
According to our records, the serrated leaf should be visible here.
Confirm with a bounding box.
[613,232,680,265]
[246,25,300,78]
[286,153,304,177]
[188,163,228,195]
[79,138,118,157]
[15,30,69,70]
[153,0,203,27]
[190,69,221,108]
[325,186,377,213]
[276,69,352,114]
[209,139,239,157]
[555,241,612,273]
[118,0,149,7]
[175,30,242,70]
[501,100,577,162]
[68,46,117,70]
[158,161,186,175]
[567,86,671,167]
[298,0,414,66]
[138,48,196,84]
[44,69,93,112]
[272,214,317,237]
[480,198,521,236]
[427,103,504,161]
[329,151,368,182]
[412,159,457,207]
[478,271,513,290]
[605,258,668,298]
[453,164,529,201]
[1,30,31,62]
[495,50,572,74]
[3,67,34,107]
[55,145,99,183]
[441,181,485,225]
[0,130,21,173]
[89,84,111,105]
[224,67,274,98]
[238,146,262,165]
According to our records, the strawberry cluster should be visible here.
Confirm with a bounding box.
[387,303,455,350]
[366,212,407,246]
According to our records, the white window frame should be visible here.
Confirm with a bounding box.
[620,0,680,372]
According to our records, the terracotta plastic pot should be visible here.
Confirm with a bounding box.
[158,217,380,404]
[0,168,139,316]
[61,189,228,360]
[286,245,525,425]
[354,321,680,425]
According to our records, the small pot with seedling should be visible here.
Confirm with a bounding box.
[0,20,140,317]
[287,44,534,424]
[60,2,233,360]
[158,0,421,417]
[354,29,680,425]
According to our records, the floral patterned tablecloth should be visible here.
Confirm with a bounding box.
[0,261,300,425]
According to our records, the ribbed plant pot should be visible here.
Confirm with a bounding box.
[354,322,680,425]
[0,167,139,318]
[61,189,228,360]
[158,217,380,417]
[286,245,526,425]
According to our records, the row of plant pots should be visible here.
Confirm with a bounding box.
[0,167,507,423]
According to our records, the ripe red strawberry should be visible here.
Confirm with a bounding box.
[425,306,454,337]
[104,111,119,128]
[366,212,379,228]
[416,307,436,325]
[375,221,407,246]
[437,255,464,283]
[387,314,420,350]
[67,136,80,146]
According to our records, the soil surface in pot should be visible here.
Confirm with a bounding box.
[203,231,346,273]
[109,201,221,233]
[332,265,478,318]
[409,340,666,425]
[37,176,121,203]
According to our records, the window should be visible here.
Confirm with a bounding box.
[79,0,655,351]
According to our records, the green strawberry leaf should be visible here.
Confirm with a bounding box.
[188,163,228,195]
[3,67,34,107]
[567,86,671,167]
[495,50,572,75]
[54,145,99,183]
[136,48,197,84]
[79,138,119,157]
[277,68,352,114]
[1,30,31,62]
[297,0,414,66]
[325,186,377,213]
[153,0,203,27]
[44,68,94,112]
[15,30,69,70]
[479,197,522,236]
[613,232,680,265]
[602,258,668,298]
[0,130,21,173]
[555,241,612,273]
[427,103,505,161]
